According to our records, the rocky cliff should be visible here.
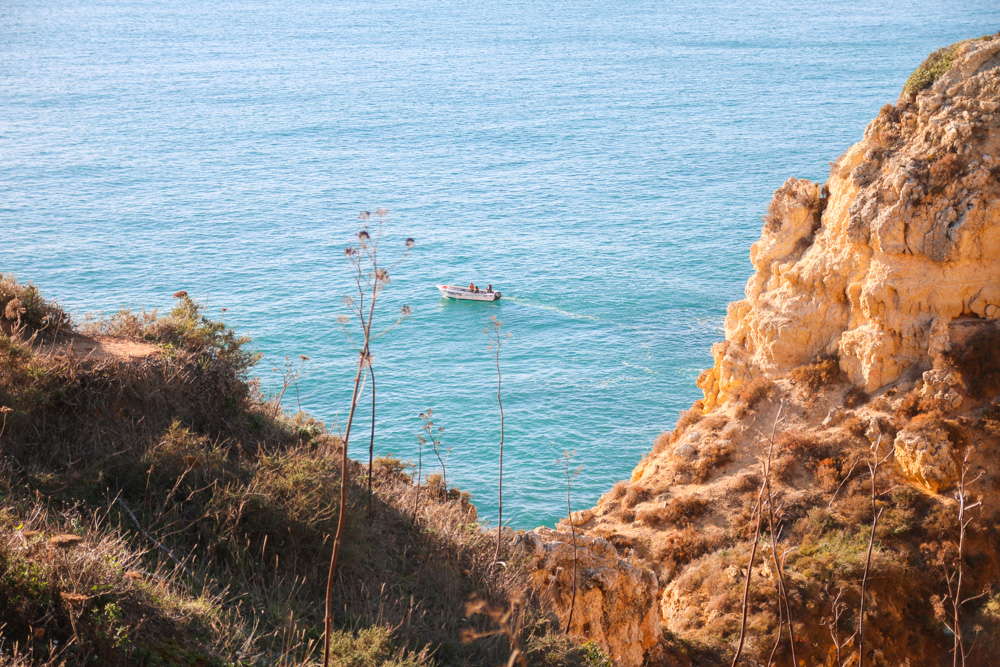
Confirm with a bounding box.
[524,34,1000,666]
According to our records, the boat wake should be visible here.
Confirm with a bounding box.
[503,297,600,322]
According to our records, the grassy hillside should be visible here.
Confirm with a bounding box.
[0,276,602,666]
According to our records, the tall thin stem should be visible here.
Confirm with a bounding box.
[367,364,375,517]
[322,349,366,667]
[413,432,423,522]
[566,471,578,633]
[765,478,796,664]
[492,323,505,563]
[732,402,783,667]
[948,451,982,667]
[858,434,886,667]
[323,220,384,667]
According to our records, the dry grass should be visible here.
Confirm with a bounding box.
[0,281,584,666]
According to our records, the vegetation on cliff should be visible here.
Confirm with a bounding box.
[0,277,607,666]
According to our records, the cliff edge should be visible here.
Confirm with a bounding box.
[524,34,1000,666]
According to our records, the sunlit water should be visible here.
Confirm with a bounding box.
[3,0,998,527]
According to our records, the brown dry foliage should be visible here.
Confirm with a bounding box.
[789,355,843,394]
[637,496,707,529]
[0,275,71,338]
[622,485,649,509]
[605,481,628,503]
[654,528,726,580]
[671,401,705,443]
[693,439,736,482]
[651,431,672,456]
[733,377,775,417]
[844,385,870,408]
[928,153,964,193]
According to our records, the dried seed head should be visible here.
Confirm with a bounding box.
[60,592,89,606]
[48,534,83,549]
[357,230,370,241]
[399,305,412,317]
[4,298,24,321]
[172,291,188,299]
[359,211,371,221]
[0,406,12,415]
[405,237,415,248]
[375,207,388,217]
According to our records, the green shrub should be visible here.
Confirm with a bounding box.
[901,34,999,100]
[0,275,70,336]
[902,44,959,99]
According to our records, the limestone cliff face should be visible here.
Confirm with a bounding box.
[523,35,1000,667]
[698,36,1000,411]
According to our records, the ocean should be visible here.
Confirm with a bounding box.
[3,0,998,527]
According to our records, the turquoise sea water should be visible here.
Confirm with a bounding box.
[3,1,999,528]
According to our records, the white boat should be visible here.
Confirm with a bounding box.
[437,284,501,301]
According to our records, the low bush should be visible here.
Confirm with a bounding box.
[693,438,736,482]
[604,480,628,503]
[789,356,842,394]
[927,153,964,194]
[654,528,726,580]
[0,275,70,338]
[623,485,649,509]
[901,44,959,99]
[671,402,705,443]
[637,496,707,529]
[844,385,870,408]
[733,377,775,417]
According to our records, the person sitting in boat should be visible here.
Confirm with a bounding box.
[469,282,475,291]
[487,284,493,293]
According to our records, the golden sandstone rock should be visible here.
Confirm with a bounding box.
[893,419,958,492]
[519,528,659,667]
[527,35,1000,666]
[698,36,1000,411]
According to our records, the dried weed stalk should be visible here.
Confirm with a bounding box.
[557,450,582,634]
[732,402,784,667]
[485,316,510,563]
[944,449,985,667]
[463,593,528,667]
[323,209,413,667]
[857,433,891,667]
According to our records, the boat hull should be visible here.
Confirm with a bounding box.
[437,285,501,301]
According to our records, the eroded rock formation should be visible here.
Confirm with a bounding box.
[519,528,659,667]
[698,36,1000,410]
[525,34,1000,667]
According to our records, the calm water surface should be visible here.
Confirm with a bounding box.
[3,0,999,526]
